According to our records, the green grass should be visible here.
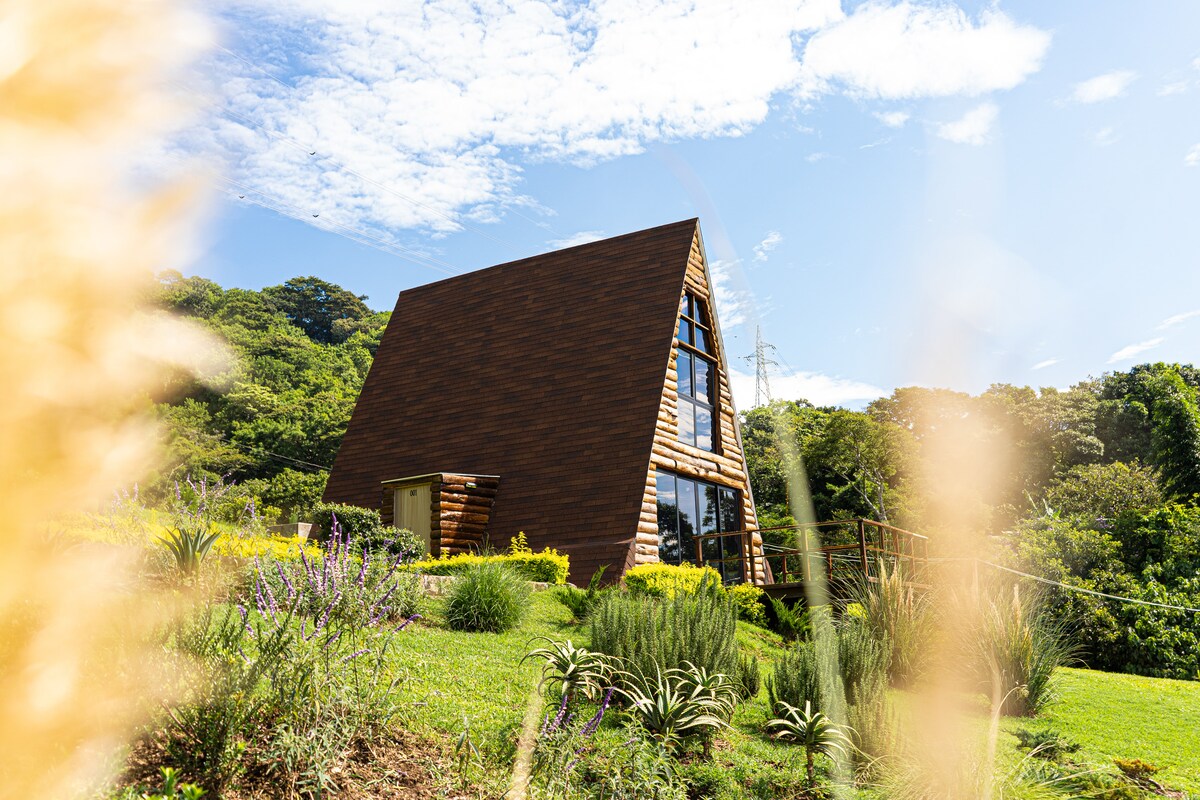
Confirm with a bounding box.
[387,590,578,764]
[385,589,1200,799]
[1001,666,1200,794]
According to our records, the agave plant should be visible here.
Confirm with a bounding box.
[767,700,853,789]
[618,663,735,748]
[523,638,618,702]
[161,525,222,577]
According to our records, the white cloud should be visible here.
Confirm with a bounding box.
[875,110,910,128]
[806,151,832,163]
[1070,69,1137,104]
[547,231,605,249]
[1108,337,1164,364]
[1158,79,1191,96]
[1159,309,1200,329]
[797,3,1050,99]
[728,367,885,410]
[194,0,1049,234]
[1094,127,1118,146]
[753,231,783,262]
[936,102,998,145]
[1186,143,1200,167]
[707,258,754,329]
[1032,358,1058,370]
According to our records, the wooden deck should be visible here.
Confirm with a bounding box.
[692,518,929,601]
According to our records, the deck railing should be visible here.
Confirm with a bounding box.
[692,518,929,587]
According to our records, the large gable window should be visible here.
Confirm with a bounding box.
[677,292,716,451]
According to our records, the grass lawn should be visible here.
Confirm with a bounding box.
[1000,666,1200,794]
[387,590,578,771]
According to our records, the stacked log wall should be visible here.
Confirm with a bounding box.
[381,473,498,557]
[634,230,763,576]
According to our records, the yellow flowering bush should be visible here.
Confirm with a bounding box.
[403,548,569,584]
[623,562,722,598]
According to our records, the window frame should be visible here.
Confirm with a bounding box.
[676,291,719,454]
[654,469,744,583]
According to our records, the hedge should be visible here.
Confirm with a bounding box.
[403,548,569,585]
[624,562,722,598]
[625,562,766,624]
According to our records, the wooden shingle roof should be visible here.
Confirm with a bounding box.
[324,218,701,581]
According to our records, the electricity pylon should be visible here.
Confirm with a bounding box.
[741,325,779,408]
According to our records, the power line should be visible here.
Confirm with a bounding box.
[214,44,295,91]
[977,560,1200,614]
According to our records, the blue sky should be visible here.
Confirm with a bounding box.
[187,0,1200,409]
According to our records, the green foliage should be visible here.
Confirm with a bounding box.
[1043,461,1163,520]
[765,700,852,790]
[407,548,569,584]
[444,562,530,633]
[836,618,889,707]
[734,651,761,700]
[134,767,206,800]
[568,720,688,800]
[725,582,767,625]
[623,562,722,598]
[552,565,610,621]
[766,639,827,714]
[847,562,931,685]
[588,585,738,685]
[973,584,1075,716]
[160,526,221,577]
[1015,728,1081,761]
[762,594,809,642]
[261,275,372,345]
[522,638,617,702]
[617,663,735,745]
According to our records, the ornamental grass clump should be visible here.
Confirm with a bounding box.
[848,561,933,686]
[446,561,530,632]
[973,583,1075,716]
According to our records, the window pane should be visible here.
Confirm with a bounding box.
[694,297,708,323]
[677,350,693,398]
[677,478,697,564]
[678,319,692,346]
[678,399,696,447]
[693,326,709,353]
[695,404,713,451]
[693,356,712,404]
[656,472,679,564]
[680,293,691,317]
[701,484,719,537]
[719,487,739,533]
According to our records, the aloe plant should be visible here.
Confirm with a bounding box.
[523,637,618,702]
[767,700,853,789]
[618,663,735,748]
[161,525,222,577]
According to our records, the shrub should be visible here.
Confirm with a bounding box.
[837,619,889,707]
[309,502,382,541]
[847,561,931,686]
[763,594,809,642]
[406,548,569,584]
[552,565,610,621]
[726,582,767,625]
[766,701,853,791]
[1015,728,1081,761]
[735,652,761,700]
[767,639,828,714]
[624,562,722,598]
[589,581,737,684]
[618,663,735,748]
[973,584,1075,716]
[445,562,530,632]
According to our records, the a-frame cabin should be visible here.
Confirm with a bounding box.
[323,219,763,585]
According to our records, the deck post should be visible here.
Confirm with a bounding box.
[857,518,869,579]
[694,537,704,568]
[800,528,812,584]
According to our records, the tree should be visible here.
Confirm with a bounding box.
[262,276,372,344]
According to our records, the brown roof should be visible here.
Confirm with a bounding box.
[324,219,701,582]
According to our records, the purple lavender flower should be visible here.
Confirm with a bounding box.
[337,648,369,664]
